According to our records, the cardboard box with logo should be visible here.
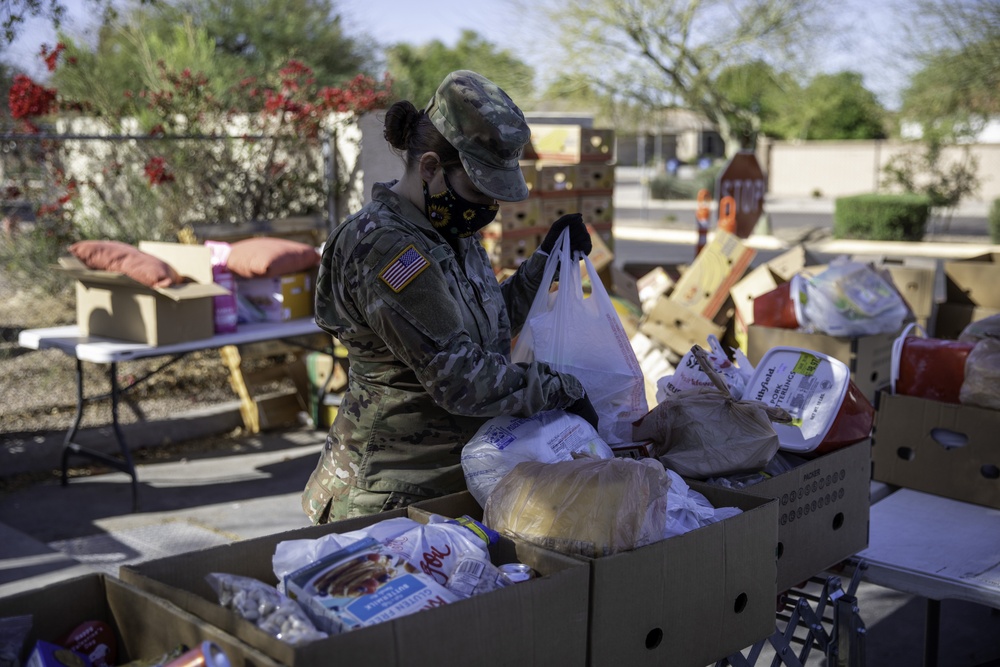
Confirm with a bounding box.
[872,392,1000,509]
[414,488,778,667]
[0,573,281,667]
[58,242,230,346]
[934,252,1000,339]
[716,440,872,593]
[121,507,590,667]
[236,271,315,322]
[746,325,897,402]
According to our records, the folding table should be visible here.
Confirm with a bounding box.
[18,319,324,511]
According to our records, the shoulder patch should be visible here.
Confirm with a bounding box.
[379,244,430,293]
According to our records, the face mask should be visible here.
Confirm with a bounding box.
[422,171,499,240]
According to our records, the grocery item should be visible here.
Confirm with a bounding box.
[483,457,670,558]
[793,260,909,336]
[57,622,115,667]
[284,537,459,634]
[162,642,230,667]
[461,410,613,507]
[497,563,536,583]
[636,346,789,479]
[746,346,874,455]
[960,337,1000,411]
[891,325,974,404]
[206,573,327,646]
[752,281,798,329]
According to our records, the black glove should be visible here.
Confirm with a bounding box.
[566,392,600,431]
[540,213,593,256]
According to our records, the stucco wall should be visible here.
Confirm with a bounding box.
[763,140,1000,202]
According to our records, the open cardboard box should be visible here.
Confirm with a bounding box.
[707,439,873,593]
[58,241,229,346]
[121,508,589,667]
[414,487,778,667]
[0,573,281,667]
[872,392,1000,509]
[932,252,1000,339]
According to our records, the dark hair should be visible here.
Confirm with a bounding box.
[383,100,461,171]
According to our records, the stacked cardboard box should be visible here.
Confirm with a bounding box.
[482,125,616,282]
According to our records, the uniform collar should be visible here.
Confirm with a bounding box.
[372,180,479,251]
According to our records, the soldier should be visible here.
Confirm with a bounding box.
[303,69,597,523]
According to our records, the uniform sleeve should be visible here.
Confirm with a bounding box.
[352,232,584,418]
[498,250,549,334]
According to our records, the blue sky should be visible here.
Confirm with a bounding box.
[5,0,912,109]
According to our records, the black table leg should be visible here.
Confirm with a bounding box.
[60,360,140,512]
[925,598,940,667]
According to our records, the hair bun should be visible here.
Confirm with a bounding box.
[383,100,421,150]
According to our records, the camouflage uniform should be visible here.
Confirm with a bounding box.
[301,183,586,523]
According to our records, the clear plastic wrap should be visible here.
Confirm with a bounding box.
[0,615,32,667]
[960,337,1000,411]
[461,410,614,507]
[483,457,670,558]
[205,573,327,645]
[794,259,910,336]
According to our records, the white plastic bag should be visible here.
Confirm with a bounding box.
[655,334,755,402]
[461,410,614,507]
[512,229,647,444]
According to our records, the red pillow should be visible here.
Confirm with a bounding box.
[225,237,320,279]
[69,240,180,288]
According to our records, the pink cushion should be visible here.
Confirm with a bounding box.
[69,240,180,288]
[225,237,320,279]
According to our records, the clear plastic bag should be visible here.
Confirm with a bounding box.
[793,259,910,336]
[483,457,670,557]
[960,337,1000,411]
[206,573,327,645]
[461,410,613,507]
[512,229,647,444]
[0,615,32,667]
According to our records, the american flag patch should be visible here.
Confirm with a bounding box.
[379,245,429,292]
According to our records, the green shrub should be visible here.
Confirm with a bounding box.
[833,193,931,241]
[990,198,1000,244]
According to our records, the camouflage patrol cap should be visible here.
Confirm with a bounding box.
[425,70,530,202]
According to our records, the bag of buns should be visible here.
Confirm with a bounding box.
[483,457,670,558]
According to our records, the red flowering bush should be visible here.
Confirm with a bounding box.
[1,43,392,293]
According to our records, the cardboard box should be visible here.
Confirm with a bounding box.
[536,163,578,194]
[933,303,1000,340]
[540,194,579,222]
[728,245,826,353]
[0,574,281,667]
[943,252,1000,309]
[872,392,1000,509]
[414,488,777,667]
[640,296,725,358]
[670,231,756,320]
[498,197,542,232]
[720,440,872,593]
[579,194,613,225]
[746,325,897,401]
[59,242,230,346]
[576,163,615,191]
[121,508,589,667]
[236,271,315,322]
[529,125,614,163]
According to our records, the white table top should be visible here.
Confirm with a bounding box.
[858,488,1000,609]
[18,319,324,364]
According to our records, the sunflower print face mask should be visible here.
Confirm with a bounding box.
[422,171,499,240]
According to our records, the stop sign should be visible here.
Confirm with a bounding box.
[716,152,767,238]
